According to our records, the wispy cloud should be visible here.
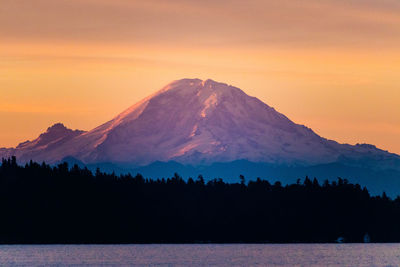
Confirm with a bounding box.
[1,0,400,48]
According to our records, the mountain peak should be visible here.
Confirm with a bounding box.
[2,78,399,173]
[200,78,221,86]
[153,79,247,109]
[46,123,68,133]
[161,78,234,94]
[11,123,85,154]
[39,123,85,143]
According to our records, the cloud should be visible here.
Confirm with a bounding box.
[1,0,400,49]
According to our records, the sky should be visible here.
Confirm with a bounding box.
[1,0,400,154]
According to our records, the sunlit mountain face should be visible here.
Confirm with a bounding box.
[2,78,400,195]
[1,79,399,169]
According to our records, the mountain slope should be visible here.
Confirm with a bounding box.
[0,123,85,163]
[1,78,400,172]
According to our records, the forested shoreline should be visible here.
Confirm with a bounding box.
[1,156,400,244]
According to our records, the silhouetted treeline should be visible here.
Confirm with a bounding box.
[1,156,400,244]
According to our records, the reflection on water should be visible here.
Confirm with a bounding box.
[0,244,399,266]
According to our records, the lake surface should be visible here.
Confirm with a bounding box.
[0,244,399,266]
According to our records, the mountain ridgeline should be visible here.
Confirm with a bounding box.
[1,78,400,195]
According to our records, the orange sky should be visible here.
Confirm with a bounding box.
[1,0,400,154]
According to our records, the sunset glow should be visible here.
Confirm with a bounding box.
[1,0,400,153]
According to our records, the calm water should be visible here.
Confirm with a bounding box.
[0,244,399,266]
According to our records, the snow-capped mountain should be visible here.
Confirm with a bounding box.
[1,78,400,172]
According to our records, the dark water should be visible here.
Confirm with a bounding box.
[0,244,399,266]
